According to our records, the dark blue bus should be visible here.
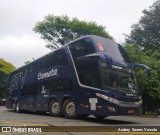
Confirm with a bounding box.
[6,35,150,119]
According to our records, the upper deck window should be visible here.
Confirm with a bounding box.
[69,38,95,59]
[38,49,68,70]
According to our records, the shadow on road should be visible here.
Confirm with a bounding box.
[9,109,50,116]
[81,116,138,125]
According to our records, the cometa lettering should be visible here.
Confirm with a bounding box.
[37,69,58,80]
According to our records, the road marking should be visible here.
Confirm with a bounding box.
[0,121,48,126]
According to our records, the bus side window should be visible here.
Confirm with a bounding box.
[85,69,100,88]
[47,78,72,92]
[62,79,72,91]
[78,69,100,89]
[46,49,68,67]
[69,38,95,59]
[38,49,68,70]
[54,49,68,65]
[20,83,37,95]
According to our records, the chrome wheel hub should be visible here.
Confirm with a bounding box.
[66,102,75,116]
[52,102,60,114]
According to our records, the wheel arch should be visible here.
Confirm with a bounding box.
[48,96,59,111]
[61,95,73,107]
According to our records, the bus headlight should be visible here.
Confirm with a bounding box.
[96,93,119,104]
[96,93,142,106]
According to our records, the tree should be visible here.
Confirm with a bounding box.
[125,0,160,51]
[33,15,112,50]
[124,0,160,114]
[124,45,160,114]
[0,59,15,99]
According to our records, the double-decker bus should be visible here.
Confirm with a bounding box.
[6,35,150,119]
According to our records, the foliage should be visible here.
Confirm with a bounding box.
[125,0,160,51]
[33,15,112,50]
[125,0,160,114]
[0,59,16,99]
[0,59,15,74]
[124,45,160,113]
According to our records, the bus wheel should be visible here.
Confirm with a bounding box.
[62,99,77,119]
[94,115,106,119]
[49,100,62,117]
[15,101,21,113]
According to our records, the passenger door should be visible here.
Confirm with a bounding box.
[36,85,50,111]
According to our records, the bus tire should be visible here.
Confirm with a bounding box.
[15,101,21,113]
[62,99,77,119]
[49,100,62,117]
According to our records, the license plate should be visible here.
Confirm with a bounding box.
[128,110,134,114]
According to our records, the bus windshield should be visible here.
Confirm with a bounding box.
[93,36,131,63]
[103,69,138,93]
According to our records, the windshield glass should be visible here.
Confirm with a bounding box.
[104,69,138,93]
[93,36,131,63]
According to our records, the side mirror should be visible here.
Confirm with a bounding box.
[134,64,151,77]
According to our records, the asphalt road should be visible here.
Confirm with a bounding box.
[0,106,159,135]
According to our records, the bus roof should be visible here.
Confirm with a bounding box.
[10,35,115,74]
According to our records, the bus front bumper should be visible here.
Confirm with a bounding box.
[78,102,142,117]
[96,102,142,116]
